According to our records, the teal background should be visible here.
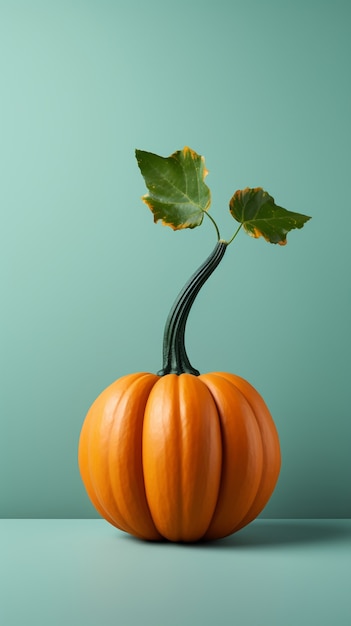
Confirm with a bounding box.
[1,0,350,518]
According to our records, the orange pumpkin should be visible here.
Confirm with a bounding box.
[79,370,280,542]
[78,242,281,542]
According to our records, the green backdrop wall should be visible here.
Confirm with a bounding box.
[1,0,350,518]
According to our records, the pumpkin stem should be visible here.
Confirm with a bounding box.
[158,240,228,376]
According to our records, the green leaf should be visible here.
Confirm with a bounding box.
[135,147,211,230]
[229,187,311,245]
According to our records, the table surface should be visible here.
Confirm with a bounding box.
[1,519,350,626]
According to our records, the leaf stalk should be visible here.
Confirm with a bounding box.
[204,211,221,241]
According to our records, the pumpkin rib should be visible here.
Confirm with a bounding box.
[106,373,162,540]
[142,375,184,538]
[85,378,139,536]
[143,374,222,542]
[178,375,222,541]
[79,389,127,530]
[78,405,118,528]
[79,373,161,539]
[142,374,186,540]
[199,373,264,540]
[212,372,281,532]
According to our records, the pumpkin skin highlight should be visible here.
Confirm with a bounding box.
[78,370,281,543]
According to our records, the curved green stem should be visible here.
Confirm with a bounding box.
[225,223,243,245]
[203,211,243,246]
[204,211,221,241]
[158,241,228,376]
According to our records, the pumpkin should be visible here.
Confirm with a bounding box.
[78,241,281,542]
